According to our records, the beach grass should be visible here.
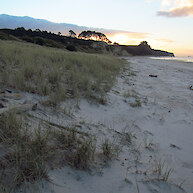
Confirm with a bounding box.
[0,39,124,104]
[0,110,118,191]
[0,39,125,190]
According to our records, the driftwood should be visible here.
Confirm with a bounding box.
[28,113,89,137]
[170,144,181,150]
[149,75,158,78]
[0,93,22,100]
[0,104,34,115]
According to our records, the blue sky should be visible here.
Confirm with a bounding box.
[1,0,193,56]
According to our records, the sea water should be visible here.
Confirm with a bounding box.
[150,56,193,63]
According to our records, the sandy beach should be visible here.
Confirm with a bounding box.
[1,2,193,192]
[24,56,191,193]
[1,56,192,193]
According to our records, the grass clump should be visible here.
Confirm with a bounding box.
[53,129,96,170]
[0,110,121,190]
[101,138,120,160]
[3,143,48,186]
[121,130,133,145]
[0,40,124,104]
[0,113,50,189]
[72,137,96,169]
[0,110,23,144]
[130,99,142,108]
[153,159,173,182]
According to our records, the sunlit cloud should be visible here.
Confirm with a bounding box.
[154,38,174,43]
[158,5,193,17]
[161,0,172,7]
[157,0,193,17]
[105,31,174,48]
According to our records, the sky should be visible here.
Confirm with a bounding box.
[0,0,193,56]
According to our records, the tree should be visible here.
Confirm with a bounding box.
[113,42,119,45]
[35,29,41,33]
[69,30,76,37]
[16,27,25,31]
[139,41,151,49]
[78,30,111,44]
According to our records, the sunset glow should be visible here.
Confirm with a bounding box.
[109,33,130,45]
[0,0,193,56]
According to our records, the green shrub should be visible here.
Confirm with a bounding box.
[66,45,77,51]
[0,110,22,144]
[102,138,120,160]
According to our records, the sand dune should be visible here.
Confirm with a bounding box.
[4,57,192,193]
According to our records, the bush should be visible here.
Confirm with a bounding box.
[66,45,77,51]
[35,37,45,45]
[0,110,22,144]
[102,138,120,160]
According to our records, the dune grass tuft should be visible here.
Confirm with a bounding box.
[101,138,120,160]
[0,110,98,190]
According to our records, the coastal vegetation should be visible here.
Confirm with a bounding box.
[0,39,124,105]
[0,27,174,56]
[78,30,112,44]
[0,37,125,191]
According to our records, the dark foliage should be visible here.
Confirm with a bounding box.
[78,30,112,44]
[0,27,174,56]
[69,30,76,37]
[35,37,45,45]
[66,45,77,51]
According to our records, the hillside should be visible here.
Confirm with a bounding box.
[0,28,174,57]
[0,14,116,36]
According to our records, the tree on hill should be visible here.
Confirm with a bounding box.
[78,30,112,44]
[35,29,41,32]
[139,41,150,48]
[16,27,25,31]
[69,30,76,37]
[113,42,119,45]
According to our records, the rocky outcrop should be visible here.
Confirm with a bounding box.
[110,41,174,57]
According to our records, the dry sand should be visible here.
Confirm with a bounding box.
[17,57,193,193]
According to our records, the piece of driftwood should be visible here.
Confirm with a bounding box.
[0,102,5,108]
[28,113,89,137]
[0,93,22,100]
[170,144,181,150]
[149,75,158,78]
[0,104,34,115]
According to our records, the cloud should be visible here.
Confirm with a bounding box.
[149,0,193,17]
[154,38,174,43]
[157,5,193,17]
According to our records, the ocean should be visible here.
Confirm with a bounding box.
[150,56,193,63]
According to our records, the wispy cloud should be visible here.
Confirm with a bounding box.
[157,5,193,17]
[148,0,193,17]
[154,38,174,43]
